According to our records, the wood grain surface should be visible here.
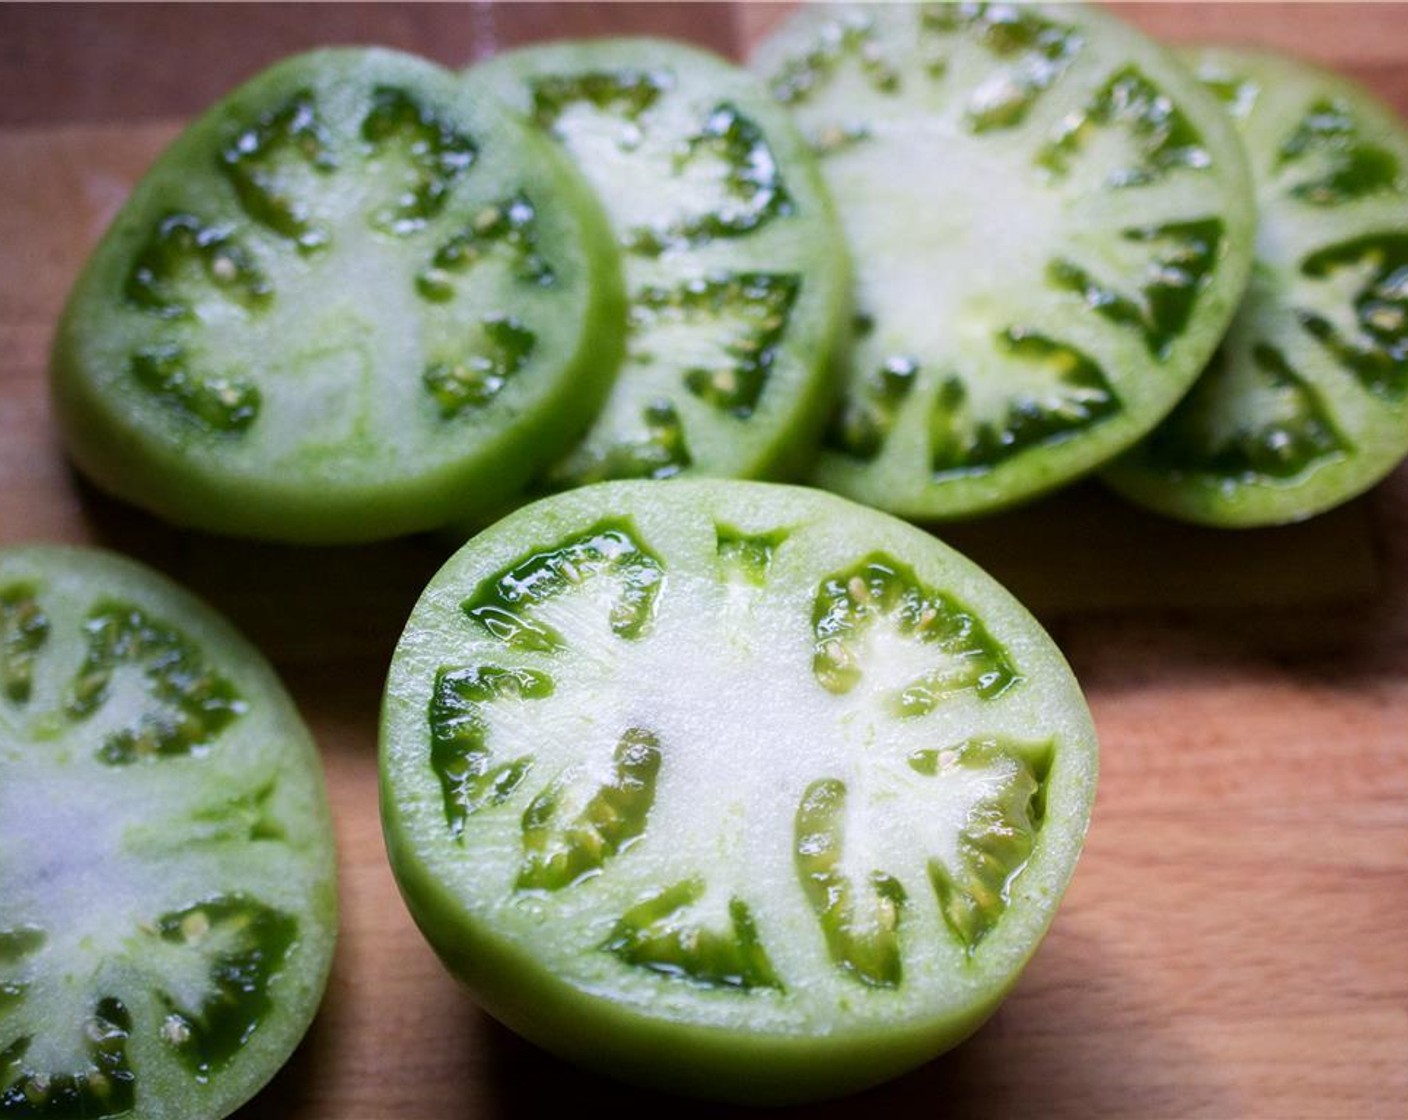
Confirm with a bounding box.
[1,5,1406,1118]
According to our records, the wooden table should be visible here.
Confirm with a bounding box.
[2,5,1405,1117]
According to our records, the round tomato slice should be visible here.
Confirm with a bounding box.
[0,546,336,1119]
[750,3,1255,519]
[380,480,1097,1103]
[469,38,851,488]
[1105,47,1408,525]
[53,48,623,543]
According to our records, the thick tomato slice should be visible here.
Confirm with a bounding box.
[381,480,1097,1104]
[0,546,336,1119]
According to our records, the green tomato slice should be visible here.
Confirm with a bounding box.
[468,39,851,488]
[0,546,336,1119]
[380,480,1097,1104]
[52,48,624,544]
[1103,47,1408,526]
[749,2,1255,519]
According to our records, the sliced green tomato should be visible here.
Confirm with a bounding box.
[1103,48,1408,526]
[0,546,336,1119]
[381,481,1096,1104]
[749,2,1255,519]
[468,39,851,488]
[52,48,624,544]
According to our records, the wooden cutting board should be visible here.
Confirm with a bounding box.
[1,5,1405,1117]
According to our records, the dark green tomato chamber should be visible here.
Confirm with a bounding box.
[52,48,623,543]
[381,481,1097,1104]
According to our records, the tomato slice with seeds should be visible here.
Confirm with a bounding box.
[749,2,1255,519]
[1104,47,1408,525]
[0,546,336,1119]
[468,38,851,488]
[52,48,623,543]
[380,481,1097,1104]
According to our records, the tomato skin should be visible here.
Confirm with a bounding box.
[51,48,625,544]
[381,480,1096,1104]
[391,875,1003,1104]
[387,853,1007,1104]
